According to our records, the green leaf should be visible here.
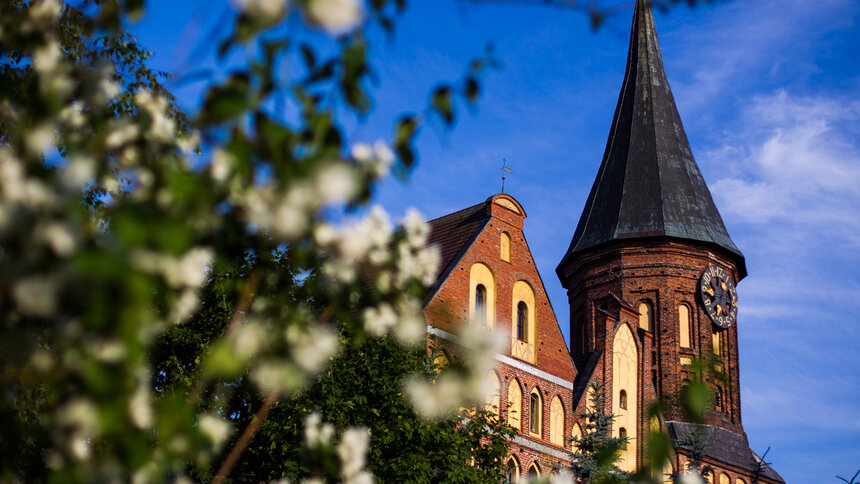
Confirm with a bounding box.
[431,85,454,125]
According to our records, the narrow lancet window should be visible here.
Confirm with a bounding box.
[517,301,527,341]
[475,284,487,325]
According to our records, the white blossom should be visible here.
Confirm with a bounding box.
[129,385,154,429]
[26,123,55,156]
[29,0,62,26]
[304,412,335,448]
[164,247,213,288]
[286,325,339,374]
[198,413,231,450]
[231,320,270,359]
[106,122,141,149]
[678,469,707,484]
[304,0,363,34]
[13,275,59,317]
[362,303,398,337]
[62,155,95,190]
[233,0,289,19]
[337,427,370,480]
[551,468,575,484]
[314,163,357,205]
[211,149,234,183]
[170,289,201,322]
[251,360,305,394]
[57,398,100,434]
[33,40,61,75]
[352,141,394,178]
[401,208,429,248]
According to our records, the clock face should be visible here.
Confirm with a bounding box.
[699,265,738,329]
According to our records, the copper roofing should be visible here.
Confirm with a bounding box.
[558,0,745,279]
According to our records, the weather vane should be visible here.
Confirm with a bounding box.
[501,159,512,193]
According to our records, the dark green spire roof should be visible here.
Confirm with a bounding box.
[558,0,745,279]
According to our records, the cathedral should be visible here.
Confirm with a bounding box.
[419,0,783,482]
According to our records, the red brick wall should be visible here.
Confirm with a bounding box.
[559,239,745,435]
[423,196,578,477]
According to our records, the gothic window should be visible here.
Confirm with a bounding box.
[475,284,487,325]
[511,281,536,363]
[529,388,542,436]
[712,329,721,355]
[469,263,495,327]
[720,473,731,484]
[504,456,520,483]
[619,427,628,449]
[638,301,653,331]
[550,396,565,446]
[612,324,638,472]
[500,232,512,262]
[527,463,540,477]
[517,301,527,340]
[678,304,692,348]
[735,479,747,484]
[486,371,500,416]
[507,379,522,431]
[571,423,584,452]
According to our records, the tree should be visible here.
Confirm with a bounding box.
[151,257,515,483]
[0,0,721,482]
[570,381,629,484]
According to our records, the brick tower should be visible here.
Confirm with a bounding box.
[556,0,783,481]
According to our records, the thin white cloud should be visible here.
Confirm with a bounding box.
[704,88,860,436]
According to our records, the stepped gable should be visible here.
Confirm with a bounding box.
[558,0,746,279]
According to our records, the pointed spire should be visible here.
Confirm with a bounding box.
[558,0,745,278]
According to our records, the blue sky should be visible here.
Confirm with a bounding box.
[131,0,860,481]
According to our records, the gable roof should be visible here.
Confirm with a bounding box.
[423,201,491,304]
[666,421,784,482]
[558,0,745,279]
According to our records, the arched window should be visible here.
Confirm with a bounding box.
[550,396,565,446]
[679,304,692,348]
[720,473,731,484]
[500,232,512,262]
[486,371,501,416]
[619,427,628,449]
[469,263,495,327]
[507,379,522,431]
[516,301,527,340]
[504,456,520,483]
[712,329,721,355]
[571,423,583,452]
[475,284,487,325]
[735,479,747,484]
[715,385,724,412]
[638,301,653,331]
[619,389,627,410]
[527,463,540,477]
[529,389,542,436]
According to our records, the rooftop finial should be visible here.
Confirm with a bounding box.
[501,159,512,193]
